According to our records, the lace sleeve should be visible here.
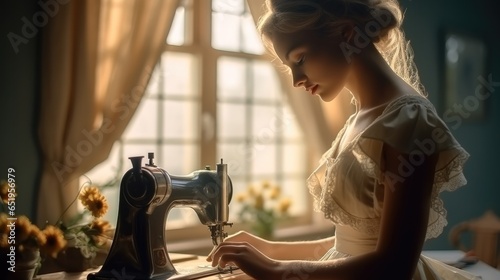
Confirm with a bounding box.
[352,95,470,239]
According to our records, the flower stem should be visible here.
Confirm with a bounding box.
[55,175,93,226]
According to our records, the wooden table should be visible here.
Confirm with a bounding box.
[423,250,500,280]
[37,251,500,280]
[36,254,253,280]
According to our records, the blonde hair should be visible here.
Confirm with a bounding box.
[258,0,426,96]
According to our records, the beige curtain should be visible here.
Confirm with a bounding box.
[246,0,354,167]
[37,0,179,226]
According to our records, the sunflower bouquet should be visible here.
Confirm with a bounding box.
[0,180,67,277]
[0,213,67,258]
[56,184,112,260]
[236,180,292,239]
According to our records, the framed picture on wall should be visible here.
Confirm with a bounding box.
[443,32,488,121]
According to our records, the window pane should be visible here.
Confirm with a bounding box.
[161,144,199,175]
[242,13,265,55]
[167,208,199,228]
[123,98,158,139]
[167,5,186,46]
[228,177,246,197]
[84,0,311,236]
[218,102,246,139]
[283,143,306,174]
[252,104,277,140]
[250,143,276,175]
[160,52,198,97]
[217,57,247,100]
[282,178,307,215]
[163,100,199,140]
[212,12,241,52]
[282,106,303,139]
[217,143,249,178]
[252,61,281,102]
[212,0,263,55]
[212,0,244,14]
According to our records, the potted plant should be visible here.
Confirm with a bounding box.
[54,184,113,272]
[0,180,67,280]
[236,180,292,239]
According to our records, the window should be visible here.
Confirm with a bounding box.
[85,0,309,238]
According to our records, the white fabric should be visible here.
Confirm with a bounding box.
[308,94,477,279]
[320,246,480,280]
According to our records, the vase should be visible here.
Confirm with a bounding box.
[0,248,41,280]
[258,230,275,240]
[253,222,275,240]
[53,234,98,273]
[54,246,97,273]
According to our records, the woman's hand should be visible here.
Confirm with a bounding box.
[209,241,281,279]
[222,230,268,244]
[208,230,336,261]
[207,231,270,261]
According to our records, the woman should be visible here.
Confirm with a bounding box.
[209,0,476,279]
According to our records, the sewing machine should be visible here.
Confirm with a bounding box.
[87,153,233,280]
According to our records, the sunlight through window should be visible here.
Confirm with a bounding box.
[83,0,308,237]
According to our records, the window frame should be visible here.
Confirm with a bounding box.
[163,0,326,245]
[85,0,333,249]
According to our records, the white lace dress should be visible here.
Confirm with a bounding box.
[307,95,479,279]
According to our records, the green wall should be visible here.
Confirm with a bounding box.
[400,0,500,249]
[0,0,41,220]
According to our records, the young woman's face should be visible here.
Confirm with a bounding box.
[271,30,351,102]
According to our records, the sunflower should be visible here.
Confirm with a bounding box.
[84,193,109,218]
[0,180,8,203]
[89,219,111,245]
[0,216,8,248]
[269,185,282,200]
[278,198,292,214]
[18,223,47,252]
[91,218,111,233]
[0,234,8,248]
[41,225,67,258]
[247,184,256,197]
[261,180,271,189]
[0,212,8,234]
[29,224,47,248]
[15,215,32,243]
[78,186,100,207]
[79,186,109,218]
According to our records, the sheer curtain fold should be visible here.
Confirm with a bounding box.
[245,0,351,167]
[37,0,179,226]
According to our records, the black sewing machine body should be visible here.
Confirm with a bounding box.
[88,154,232,280]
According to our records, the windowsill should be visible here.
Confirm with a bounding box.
[168,222,335,255]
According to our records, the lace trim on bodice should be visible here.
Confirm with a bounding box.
[307,162,381,235]
[307,118,381,235]
[307,94,469,239]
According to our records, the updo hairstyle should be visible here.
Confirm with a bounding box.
[258,0,426,96]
